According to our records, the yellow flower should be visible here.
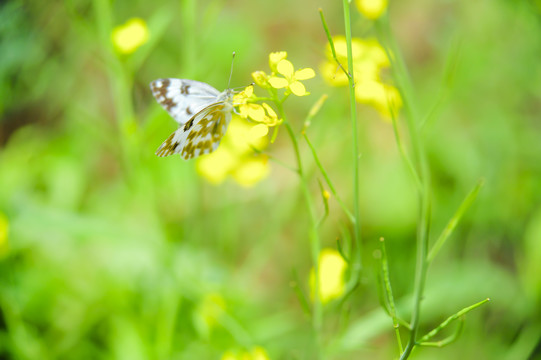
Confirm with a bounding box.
[195,146,239,184]
[321,36,388,86]
[196,117,270,186]
[267,52,315,96]
[111,18,149,54]
[321,36,402,118]
[310,248,348,304]
[221,346,270,360]
[232,157,269,187]
[355,81,402,119]
[269,51,288,72]
[0,213,8,256]
[252,71,271,89]
[193,293,226,338]
[234,86,281,126]
[355,0,388,20]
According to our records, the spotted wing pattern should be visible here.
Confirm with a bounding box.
[155,103,232,160]
[150,78,220,125]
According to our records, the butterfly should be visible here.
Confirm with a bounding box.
[150,78,235,159]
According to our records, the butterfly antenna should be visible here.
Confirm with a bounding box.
[227,52,236,89]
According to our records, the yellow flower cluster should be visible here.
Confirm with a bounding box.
[193,293,226,338]
[111,18,149,54]
[198,52,315,187]
[355,0,388,20]
[310,248,348,304]
[196,117,269,187]
[221,346,270,360]
[234,85,280,131]
[321,36,401,119]
[252,51,315,96]
[0,212,8,257]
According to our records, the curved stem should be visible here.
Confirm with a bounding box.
[342,0,362,269]
[375,13,432,360]
[276,101,323,352]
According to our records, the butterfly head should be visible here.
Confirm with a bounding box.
[218,88,235,110]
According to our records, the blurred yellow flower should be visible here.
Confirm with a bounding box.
[221,346,270,360]
[196,146,238,184]
[321,36,388,87]
[321,35,401,119]
[310,248,348,303]
[355,0,388,20]
[232,157,269,187]
[0,213,8,256]
[196,117,269,187]
[193,293,226,338]
[355,81,402,120]
[111,18,149,54]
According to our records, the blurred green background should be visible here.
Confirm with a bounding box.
[1,0,541,359]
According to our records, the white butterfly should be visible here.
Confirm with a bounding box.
[150,78,234,159]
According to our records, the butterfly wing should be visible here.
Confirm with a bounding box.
[155,102,232,159]
[150,78,220,125]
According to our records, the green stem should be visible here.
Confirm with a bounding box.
[418,298,490,344]
[376,14,431,360]
[93,0,138,174]
[303,133,355,223]
[277,102,323,350]
[380,237,403,355]
[319,9,350,79]
[342,0,362,270]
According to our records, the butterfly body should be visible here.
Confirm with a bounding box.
[150,78,234,159]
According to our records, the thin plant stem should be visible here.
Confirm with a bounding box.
[390,109,422,193]
[427,179,484,263]
[277,101,323,353]
[376,14,431,360]
[418,298,490,344]
[342,0,362,269]
[380,237,404,355]
[303,133,355,223]
[319,9,350,79]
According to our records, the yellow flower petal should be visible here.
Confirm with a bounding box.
[248,124,269,139]
[320,61,349,87]
[251,346,270,360]
[0,213,8,256]
[276,59,294,77]
[355,0,388,19]
[289,81,308,96]
[232,157,269,187]
[244,85,254,97]
[194,293,226,337]
[268,77,289,89]
[310,248,348,304]
[196,147,238,184]
[326,36,366,62]
[252,71,269,88]
[295,67,316,80]
[226,117,266,154]
[262,103,276,117]
[238,105,249,119]
[111,18,149,54]
[355,81,402,119]
[221,352,237,360]
[247,104,265,122]
[269,51,288,71]
[262,103,278,119]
